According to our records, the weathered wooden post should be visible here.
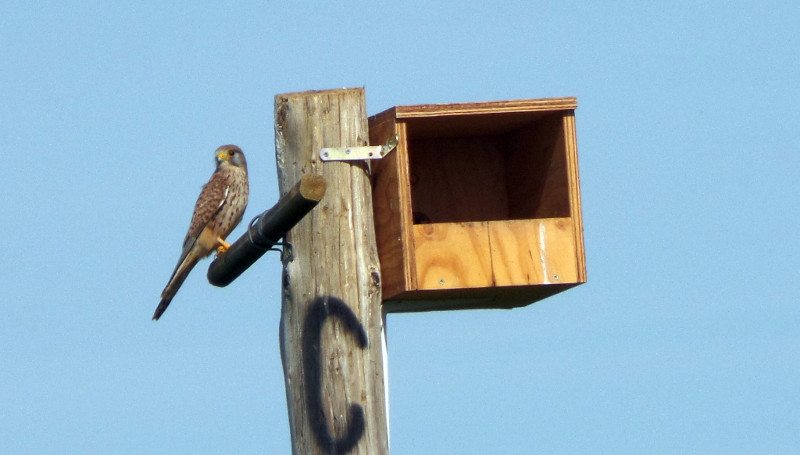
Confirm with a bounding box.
[275,88,389,454]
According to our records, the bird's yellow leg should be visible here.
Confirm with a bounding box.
[216,237,231,254]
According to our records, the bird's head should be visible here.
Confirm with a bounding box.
[215,145,247,170]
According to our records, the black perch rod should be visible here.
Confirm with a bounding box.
[207,174,326,287]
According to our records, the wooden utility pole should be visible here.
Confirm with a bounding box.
[274,88,389,455]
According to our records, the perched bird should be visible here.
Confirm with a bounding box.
[153,145,249,320]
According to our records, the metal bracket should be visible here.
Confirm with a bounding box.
[247,215,293,262]
[320,135,398,162]
[269,241,293,263]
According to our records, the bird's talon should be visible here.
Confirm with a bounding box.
[216,238,231,255]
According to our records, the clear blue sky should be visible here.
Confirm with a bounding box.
[2,2,799,453]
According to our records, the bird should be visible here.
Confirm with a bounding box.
[153,145,249,320]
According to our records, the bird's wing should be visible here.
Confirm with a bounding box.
[187,170,231,239]
[167,171,230,284]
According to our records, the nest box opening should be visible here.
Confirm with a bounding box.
[405,111,571,225]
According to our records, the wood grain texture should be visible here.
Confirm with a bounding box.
[489,218,578,286]
[563,112,587,282]
[394,97,578,118]
[408,135,509,223]
[412,219,577,291]
[383,283,580,313]
[369,115,416,299]
[275,88,388,454]
[505,114,571,219]
[412,222,493,289]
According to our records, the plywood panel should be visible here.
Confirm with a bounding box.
[413,222,493,290]
[384,283,580,313]
[395,97,578,118]
[563,112,587,282]
[399,98,578,140]
[505,114,571,219]
[370,116,416,298]
[408,135,508,223]
[488,218,578,287]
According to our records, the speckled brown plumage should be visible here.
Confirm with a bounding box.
[153,145,249,320]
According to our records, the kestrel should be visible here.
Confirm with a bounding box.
[153,145,249,320]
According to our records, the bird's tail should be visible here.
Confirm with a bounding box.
[152,297,172,321]
[153,255,200,321]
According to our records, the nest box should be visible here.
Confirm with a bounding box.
[369,97,586,312]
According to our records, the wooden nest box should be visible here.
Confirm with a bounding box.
[369,97,586,312]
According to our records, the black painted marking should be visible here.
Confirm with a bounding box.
[302,296,369,454]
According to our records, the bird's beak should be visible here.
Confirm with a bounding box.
[216,151,227,163]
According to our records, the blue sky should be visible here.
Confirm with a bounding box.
[2,1,799,453]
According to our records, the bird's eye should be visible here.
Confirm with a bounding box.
[228,150,235,156]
